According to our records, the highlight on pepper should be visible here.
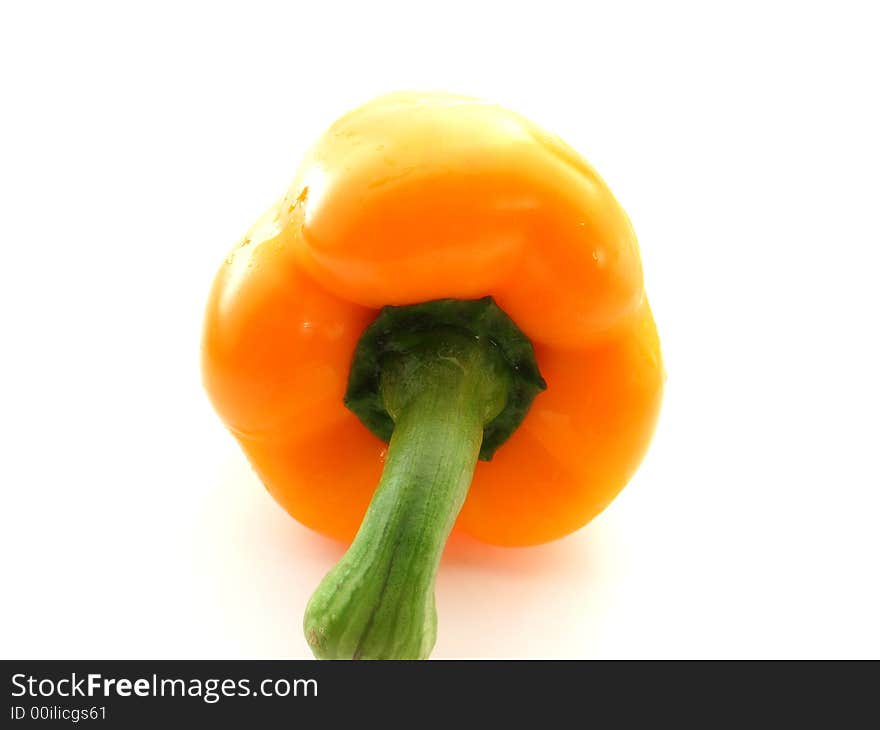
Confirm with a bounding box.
[201,91,664,660]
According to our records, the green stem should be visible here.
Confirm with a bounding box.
[304,329,511,659]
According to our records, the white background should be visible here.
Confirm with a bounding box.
[2,1,878,659]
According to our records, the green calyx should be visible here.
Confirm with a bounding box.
[345,297,546,460]
[304,298,546,660]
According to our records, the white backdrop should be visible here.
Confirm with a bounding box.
[1,1,878,658]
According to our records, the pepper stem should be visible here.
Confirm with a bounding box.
[304,328,512,659]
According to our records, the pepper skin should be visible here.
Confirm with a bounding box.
[203,88,664,545]
[202,91,663,550]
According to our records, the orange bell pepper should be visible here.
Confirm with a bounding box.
[202,92,664,659]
